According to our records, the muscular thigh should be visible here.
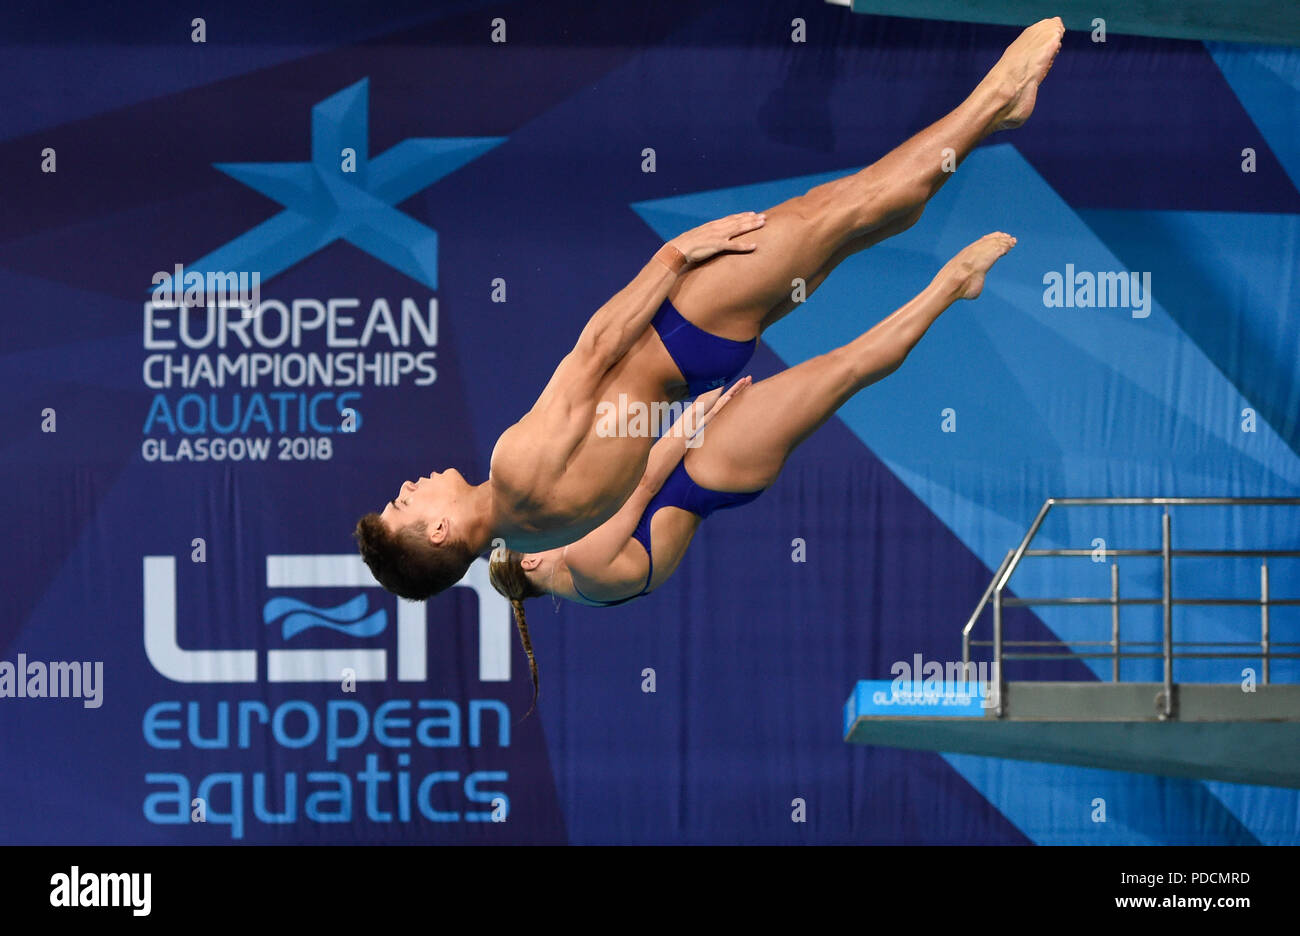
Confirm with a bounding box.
[761,205,924,332]
[666,189,854,342]
[683,353,852,494]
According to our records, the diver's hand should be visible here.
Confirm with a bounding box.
[687,375,751,443]
[669,212,766,263]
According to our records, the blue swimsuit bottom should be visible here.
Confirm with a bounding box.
[651,298,756,396]
[571,461,764,608]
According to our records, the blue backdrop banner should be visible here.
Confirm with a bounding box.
[2,0,1299,845]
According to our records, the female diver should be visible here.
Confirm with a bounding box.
[491,231,1018,713]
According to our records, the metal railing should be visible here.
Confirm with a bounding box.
[960,498,1300,718]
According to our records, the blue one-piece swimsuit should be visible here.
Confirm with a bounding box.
[570,461,764,608]
[650,297,756,396]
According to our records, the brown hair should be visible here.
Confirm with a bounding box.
[488,548,545,719]
[353,513,476,601]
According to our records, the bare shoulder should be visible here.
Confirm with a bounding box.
[490,415,560,504]
[572,530,647,587]
[489,420,529,498]
[568,539,646,598]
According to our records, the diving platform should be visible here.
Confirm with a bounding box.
[845,498,1300,789]
[845,680,1300,788]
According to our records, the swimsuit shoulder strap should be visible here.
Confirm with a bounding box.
[631,459,704,595]
[569,572,639,608]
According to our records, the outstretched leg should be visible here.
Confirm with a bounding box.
[669,17,1063,341]
[758,206,924,332]
[685,233,1016,493]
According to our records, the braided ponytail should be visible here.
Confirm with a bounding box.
[508,598,538,719]
[488,548,544,719]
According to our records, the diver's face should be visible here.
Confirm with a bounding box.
[379,469,470,532]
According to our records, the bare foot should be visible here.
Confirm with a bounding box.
[943,232,1017,300]
[982,17,1065,131]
